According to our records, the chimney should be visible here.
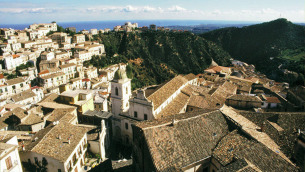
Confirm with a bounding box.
[22,145,25,151]
[172,119,177,126]
[68,137,70,144]
[261,122,265,132]
[58,134,61,140]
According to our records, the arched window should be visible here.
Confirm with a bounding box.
[115,87,118,96]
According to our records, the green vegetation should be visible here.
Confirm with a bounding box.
[279,48,305,61]
[88,31,231,89]
[201,18,305,86]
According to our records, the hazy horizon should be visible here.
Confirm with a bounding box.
[0,0,304,24]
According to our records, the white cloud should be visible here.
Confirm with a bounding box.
[0,8,53,14]
[167,5,187,12]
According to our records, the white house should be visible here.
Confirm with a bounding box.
[41,51,55,61]
[0,136,22,172]
[20,120,89,172]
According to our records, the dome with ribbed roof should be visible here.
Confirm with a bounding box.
[114,68,128,80]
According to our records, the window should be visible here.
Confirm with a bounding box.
[134,111,138,118]
[5,156,12,170]
[58,169,62,172]
[125,123,128,130]
[20,83,23,87]
[144,114,148,120]
[115,87,118,96]
[72,153,77,166]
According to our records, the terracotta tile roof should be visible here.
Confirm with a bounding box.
[181,85,193,96]
[39,93,58,103]
[205,66,231,73]
[134,110,229,171]
[239,111,305,160]
[38,69,49,75]
[31,122,87,162]
[213,130,256,166]
[82,78,90,82]
[59,63,76,69]
[6,77,25,85]
[20,113,43,125]
[147,75,188,110]
[11,89,36,102]
[156,92,190,119]
[0,74,4,79]
[46,108,75,122]
[227,95,262,102]
[233,143,297,171]
[3,107,27,120]
[40,72,65,80]
[12,54,20,59]
[183,73,196,81]
[211,81,237,105]
[188,95,211,109]
[265,97,281,103]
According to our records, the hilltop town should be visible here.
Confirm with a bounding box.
[0,22,304,172]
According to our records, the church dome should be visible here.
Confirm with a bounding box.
[114,68,128,80]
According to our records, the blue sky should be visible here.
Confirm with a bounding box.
[0,0,304,24]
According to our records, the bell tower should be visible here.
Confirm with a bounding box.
[111,65,131,115]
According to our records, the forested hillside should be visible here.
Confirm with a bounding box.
[201,18,305,85]
[89,31,231,89]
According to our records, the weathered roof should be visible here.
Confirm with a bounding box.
[46,108,76,122]
[83,110,113,119]
[39,93,58,103]
[239,111,305,159]
[213,130,256,166]
[233,143,297,172]
[40,72,65,80]
[37,102,76,109]
[11,89,36,102]
[59,63,76,69]
[265,97,281,103]
[3,107,27,120]
[156,92,190,119]
[187,95,211,109]
[183,73,196,81]
[20,113,43,125]
[6,77,25,85]
[31,122,87,162]
[134,110,229,171]
[147,75,188,110]
[227,95,262,102]
[211,81,237,105]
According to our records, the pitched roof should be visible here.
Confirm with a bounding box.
[265,97,281,103]
[11,89,36,102]
[205,66,231,73]
[233,143,297,172]
[183,73,196,81]
[227,95,262,102]
[46,108,76,122]
[6,77,25,85]
[134,110,229,171]
[31,122,87,162]
[212,130,256,166]
[20,113,43,125]
[156,92,190,119]
[146,75,188,110]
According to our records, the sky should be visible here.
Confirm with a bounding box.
[0,0,304,24]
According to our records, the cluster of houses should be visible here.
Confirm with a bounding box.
[0,21,304,172]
